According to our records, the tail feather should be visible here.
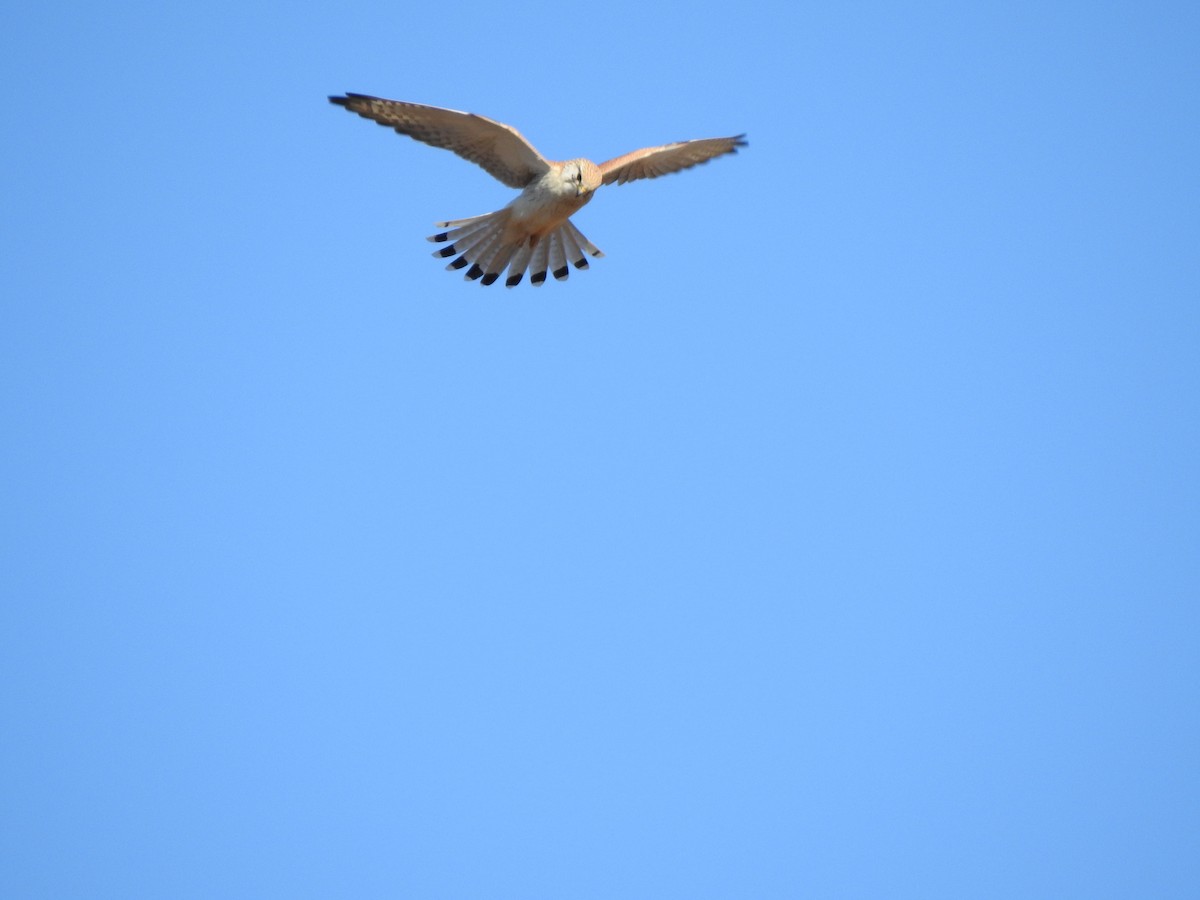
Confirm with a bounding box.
[428,211,509,277]
[469,231,513,284]
[456,236,499,282]
[482,241,521,286]
[431,216,496,251]
[564,221,605,264]
[547,231,569,281]
[527,237,551,287]
[442,235,491,272]
[425,211,603,286]
[559,228,584,273]
[438,230,492,267]
[429,212,492,233]
[505,240,537,287]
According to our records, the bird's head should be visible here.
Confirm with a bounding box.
[563,159,603,198]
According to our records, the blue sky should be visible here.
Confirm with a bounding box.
[3,1,1198,896]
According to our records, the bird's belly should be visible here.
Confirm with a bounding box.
[509,184,592,234]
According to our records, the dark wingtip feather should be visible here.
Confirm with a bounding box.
[506,274,523,287]
[531,271,547,286]
[465,263,484,281]
[552,266,569,281]
[448,257,469,270]
[434,245,456,258]
[329,92,375,106]
[481,272,500,286]
[572,258,589,270]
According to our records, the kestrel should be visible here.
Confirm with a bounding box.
[329,94,746,286]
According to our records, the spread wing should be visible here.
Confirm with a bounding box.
[598,135,747,186]
[329,94,551,189]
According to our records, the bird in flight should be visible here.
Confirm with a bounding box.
[329,94,746,286]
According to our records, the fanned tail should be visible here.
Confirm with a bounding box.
[427,212,604,287]
[519,220,605,287]
[427,211,513,284]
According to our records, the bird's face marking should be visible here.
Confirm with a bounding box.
[562,162,583,195]
[563,159,601,197]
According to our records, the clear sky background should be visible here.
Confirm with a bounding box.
[3,1,1198,897]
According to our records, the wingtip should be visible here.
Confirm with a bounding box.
[329,92,378,107]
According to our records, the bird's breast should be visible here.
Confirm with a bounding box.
[509,173,593,232]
